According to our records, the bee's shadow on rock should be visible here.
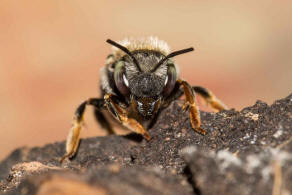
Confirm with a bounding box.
[123,133,144,143]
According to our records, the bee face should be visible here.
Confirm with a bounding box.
[125,52,167,95]
[102,37,193,119]
[114,51,170,117]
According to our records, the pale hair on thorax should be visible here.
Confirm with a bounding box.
[111,37,171,59]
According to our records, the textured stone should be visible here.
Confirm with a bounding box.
[1,93,291,194]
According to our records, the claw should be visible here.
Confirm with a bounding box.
[59,153,71,163]
[143,132,151,141]
[61,119,82,163]
[194,127,207,135]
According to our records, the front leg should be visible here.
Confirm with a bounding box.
[104,94,151,140]
[177,79,207,135]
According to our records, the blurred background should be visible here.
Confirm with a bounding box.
[0,0,291,160]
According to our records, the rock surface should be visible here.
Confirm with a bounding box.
[0,93,291,195]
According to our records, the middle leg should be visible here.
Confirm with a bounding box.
[60,98,107,162]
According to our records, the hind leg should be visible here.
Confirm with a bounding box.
[93,108,114,135]
[163,85,227,111]
[192,86,227,111]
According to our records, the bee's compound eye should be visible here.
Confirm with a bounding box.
[163,64,177,96]
[114,61,130,96]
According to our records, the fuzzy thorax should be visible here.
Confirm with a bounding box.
[111,37,171,59]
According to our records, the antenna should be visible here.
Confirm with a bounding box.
[106,39,142,71]
[151,47,194,72]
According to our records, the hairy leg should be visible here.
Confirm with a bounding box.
[93,108,114,135]
[60,98,106,163]
[104,94,151,140]
[177,79,207,135]
[163,84,227,111]
[192,86,228,111]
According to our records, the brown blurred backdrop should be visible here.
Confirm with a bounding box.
[0,0,291,160]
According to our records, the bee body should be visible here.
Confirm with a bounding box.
[60,37,228,162]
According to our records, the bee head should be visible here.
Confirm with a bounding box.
[106,39,193,117]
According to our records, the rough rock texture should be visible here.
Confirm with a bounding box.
[0,93,291,195]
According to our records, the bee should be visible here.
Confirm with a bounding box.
[60,37,227,162]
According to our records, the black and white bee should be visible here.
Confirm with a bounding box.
[61,37,227,162]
